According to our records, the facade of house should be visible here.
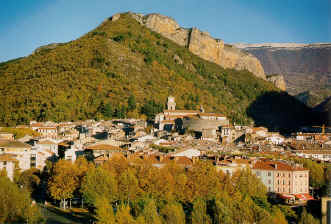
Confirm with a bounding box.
[295,150,331,162]
[215,159,250,176]
[0,154,17,181]
[36,139,58,155]
[252,161,309,195]
[155,96,229,136]
[30,122,58,139]
[0,132,14,140]
[0,140,54,172]
[84,143,123,159]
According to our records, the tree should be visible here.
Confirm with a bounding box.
[48,160,78,209]
[115,204,136,224]
[103,103,113,118]
[95,197,115,224]
[81,166,118,206]
[128,95,136,111]
[137,198,162,224]
[0,176,43,223]
[160,202,185,224]
[118,168,140,203]
[213,193,236,224]
[191,198,211,224]
[17,168,40,195]
[298,208,319,224]
[231,168,267,199]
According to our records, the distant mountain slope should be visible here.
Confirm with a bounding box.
[0,13,315,131]
[295,89,331,108]
[314,97,331,125]
[235,43,331,100]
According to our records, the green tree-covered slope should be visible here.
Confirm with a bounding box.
[0,13,314,130]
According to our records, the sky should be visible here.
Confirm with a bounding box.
[0,0,330,62]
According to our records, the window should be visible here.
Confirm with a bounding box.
[30,162,36,168]
[268,180,271,184]
[268,172,271,176]
[31,154,36,161]
[3,161,7,166]
[256,171,261,176]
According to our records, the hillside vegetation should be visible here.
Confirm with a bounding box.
[0,13,313,129]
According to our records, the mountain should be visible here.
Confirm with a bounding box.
[235,43,331,105]
[295,90,331,108]
[0,12,316,131]
[314,97,331,125]
[130,13,266,79]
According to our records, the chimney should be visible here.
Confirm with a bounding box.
[157,154,164,162]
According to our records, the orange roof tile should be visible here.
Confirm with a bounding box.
[253,161,308,171]
[199,113,226,117]
[0,154,17,162]
[86,144,121,151]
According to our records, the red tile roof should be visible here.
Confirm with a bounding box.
[86,144,121,151]
[253,161,308,171]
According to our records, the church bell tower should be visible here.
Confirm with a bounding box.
[167,96,176,110]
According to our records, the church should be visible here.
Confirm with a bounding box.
[154,96,229,140]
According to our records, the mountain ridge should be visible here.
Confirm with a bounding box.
[0,12,316,131]
[126,12,266,79]
[236,42,331,103]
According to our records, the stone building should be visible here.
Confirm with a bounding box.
[0,154,17,181]
[155,96,229,140]
[252,161,311,199]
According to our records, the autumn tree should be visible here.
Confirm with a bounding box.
[118,168,140,203]
[160,202,186,224]
[128,95,136,111]
[48,160,79,209]
[298,208,319,224]
[95,196,115,224]
[81,166,118,206]
[0,176,43,223]
[137,198,162,224]
[191,198,211,224]
[17,168,41,195]
[115,204,136,224]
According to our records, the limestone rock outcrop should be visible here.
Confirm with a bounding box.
[127,13,266,79]
[234,43,331,95]
[266,74,286,91]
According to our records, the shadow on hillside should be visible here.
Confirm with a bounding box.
[246,91,320,134]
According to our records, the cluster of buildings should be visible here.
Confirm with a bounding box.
[0,96,330,205]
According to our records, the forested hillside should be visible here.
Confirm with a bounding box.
[0,13,314,129]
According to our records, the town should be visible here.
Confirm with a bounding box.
[0,96,330,223]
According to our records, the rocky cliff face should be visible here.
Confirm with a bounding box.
[235,43,331,95]
[129,13,266,79]
[266,74,286,91]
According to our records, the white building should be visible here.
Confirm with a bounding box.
[0,154,17,181]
